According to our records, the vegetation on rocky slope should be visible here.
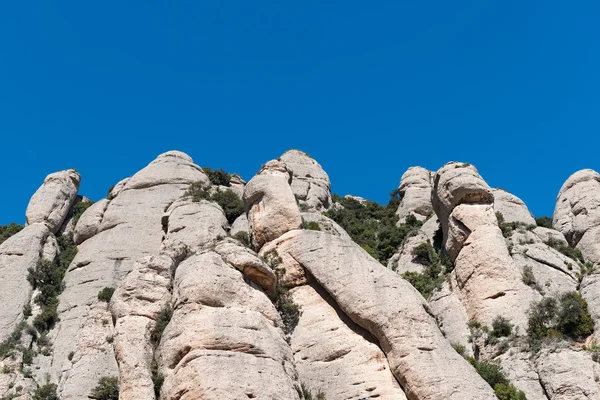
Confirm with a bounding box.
[324,191,422,264]
[0,223,23,245]
[27,235,77,334]
[401,241,453,299]
[186,182,244,224]
[527,291,594,351]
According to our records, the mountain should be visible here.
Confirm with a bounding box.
[1,149,599,400]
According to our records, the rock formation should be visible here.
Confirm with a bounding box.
[1,151,600,400]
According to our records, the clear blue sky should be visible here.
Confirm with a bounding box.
[1,1,599,225]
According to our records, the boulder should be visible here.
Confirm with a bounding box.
[432,162,494,254]
[243,160,302,250]
[553,169,600,247]
[26,169,81,233]
[395,166,434,224]
[493,188,536,225]
[280,149,332,212]
[230,213,250,237]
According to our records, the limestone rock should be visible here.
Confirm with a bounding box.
[161,199,228,253]
[26,169,81,233]
[280,149,332,211]
[111,255,173,400]
[395,166,434,224]
[49,151,208,400]
[493,188,536,225]
[432,162,494,254]
[446,203,497,262]
[158,251,300,399]
[73,199,110,245]
[553,169,600,247]
[124,150,209,190]
[290,284,407,399]
[243,159,302,250]
[497,351,547,400]
[109,177,130,199]
[533,227,568,247]
[453,225,535,330]
[230,213,249,237]
[0,223,50,341]
[214,239,276,296]
[300,212,352,240]
[536,346,600,399]
[428,274,472,357]
[388,217,440,273]
[272,230,496,400]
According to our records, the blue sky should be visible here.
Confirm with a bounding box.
[1,1,599,225]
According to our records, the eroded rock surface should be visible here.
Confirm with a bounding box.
[26,169,81,233]
[243,159,302,249]
[395,166,434,224]
[280,149,332,212]
[271,230,496,400]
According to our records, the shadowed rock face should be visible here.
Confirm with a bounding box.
[4,150,600,400]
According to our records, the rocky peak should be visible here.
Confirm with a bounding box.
[1,152,600,400]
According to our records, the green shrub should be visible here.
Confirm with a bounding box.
[70,200,95,226]
[467,357,526,398]
[522,266,537,288]
[535,216,553,229]
[527,291,594,350]
[275,270,300,334]
[232,231,250,247]
[546,238,585,263]
[106,185,115,199]
[32,383,59,400]
[90,376,119,400]
[186,183,244,224]
[302,221,321,231]
[203,167,232,186]
[490,316,513,338]
[27,236,77,335]
[0,223,23,245]
[97,287,115,303]
[402,241,447,299]
[494,383,527,400]
[151,306,173,346]
[557,291,594,338]
[151,359,164,398]
[22,347,34,365]
[301,383,326,400]
[211,189,244,224]
[325,191,422,264]
[412,242,436,264]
